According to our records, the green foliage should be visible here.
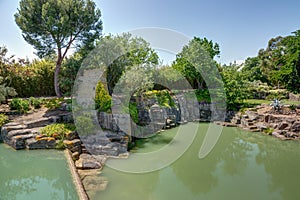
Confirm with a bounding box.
[0,58,55,97]
[153,65,186,90]
[172,37,220,89]
[145,90,176,108]
[253,31,300,93]
[43,98,64,109]
[247,81,270,99]
[0,76,17,103]
[40,123,75,139]
[59,52,85,96]
[29,97,42,109]
[221,66,249,110]
[0,114,8,127]
[9,98,30,113]
[156,90,175,108]
[95,81,112,112]
[15,0,103,96]
[263,127,274,135]
[289,104,296,111]
[97,33,159,95]
[266,89,288,100]
[195,89,211,103]
[75,114,95,135]
[40,123,76,149]
[129,102,138,123]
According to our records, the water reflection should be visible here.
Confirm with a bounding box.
[0,145,78,200]
[96,123,300,200]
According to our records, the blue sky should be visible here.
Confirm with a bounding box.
[1,0,300,64]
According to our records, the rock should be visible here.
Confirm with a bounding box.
[11,134,35,150]
[72,152,80,161]
[272,132,287,140]
[75,153,102,169]
[65,131,78,140]
[26,137,56,149]
[278,122,290,130]
[290,122,300,132]
[285,132,299,138]
[24,117,52,129]
[63,139,82,153]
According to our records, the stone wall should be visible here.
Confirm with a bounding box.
[97,91,233,138]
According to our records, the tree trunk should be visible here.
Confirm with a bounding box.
[54,59,62,97]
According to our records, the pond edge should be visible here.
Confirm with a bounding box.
[64,149,89,200]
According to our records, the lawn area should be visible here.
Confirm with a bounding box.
[244,99,300,106]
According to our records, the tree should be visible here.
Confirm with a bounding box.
[172,37,220,89]
[15,0,102,97]
[255,31,300,93]
[96,33,159,95]
[221,66,249,110]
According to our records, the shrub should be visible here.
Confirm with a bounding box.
[95,81,112,112]
[129,102,138,123]
[263,127,274,135]
[43,98,64,109]
[41,123,76,138]
[0,77,17,103]
[289,104,296,111]
[0,114,8,127]
[266,89,289,100]
[29,97,42,109]
[195,89,211,103]
[9,98,30,113]
[74,114,95,135]
[4,60,55,97]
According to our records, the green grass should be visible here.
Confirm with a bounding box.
[244,99,300,106]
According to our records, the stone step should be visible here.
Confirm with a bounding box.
[10,134,35,150]
[247,122,254,126]
[26,137,56,149]
[248,126,258,130]
[24,117,54,129]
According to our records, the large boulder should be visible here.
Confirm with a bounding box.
[75,153,104,170]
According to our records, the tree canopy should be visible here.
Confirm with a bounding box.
[172,37,220,89]
[95,33,159,95]
[15,0,103,97]
[242,30,300,93]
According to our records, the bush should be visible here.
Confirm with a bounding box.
[41,123,76,139]
[74,114,95,135]
[0,77,17,103]
[29,97,42,109]
[1,59,55,97]
[266,89,289,100]
[40,123,76,149]
[195,89,211,103]
[0,114,8,127]
[129,102,138,123]
[43,98,64,109]
[95,81,111,112]
[289,104,296,111]
[9,98,30,113]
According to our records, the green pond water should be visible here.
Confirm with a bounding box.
[0,145,79,200]
[91,123,300,200]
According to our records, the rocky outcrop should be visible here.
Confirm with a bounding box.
[0,107,75,150]
[228,105,300,140]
